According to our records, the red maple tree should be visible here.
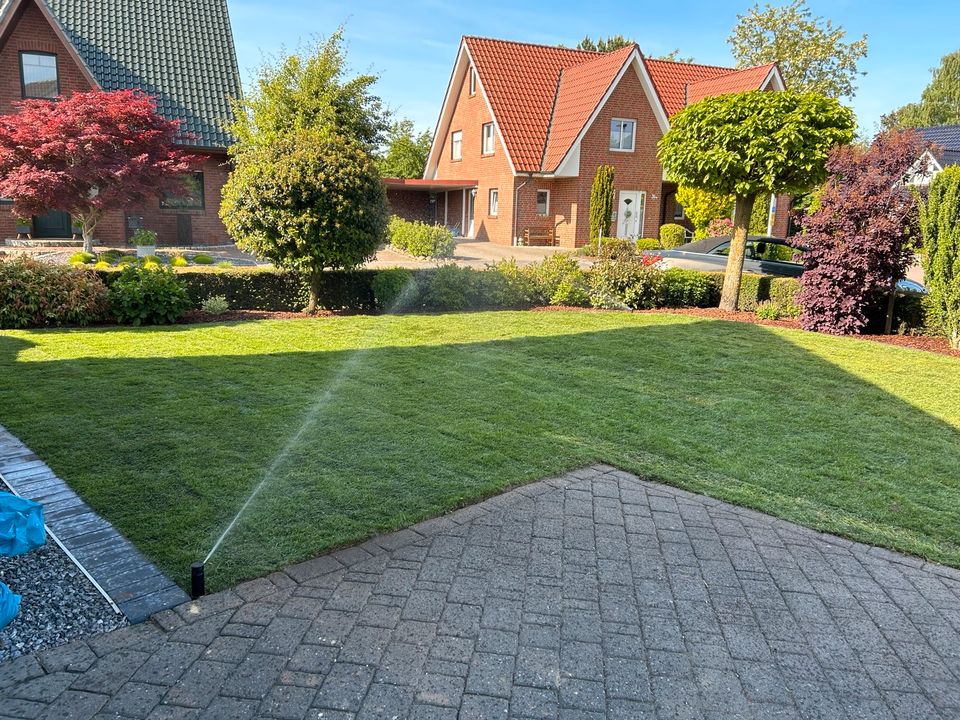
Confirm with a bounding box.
[0,90,194,252]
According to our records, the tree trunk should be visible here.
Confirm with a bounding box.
[80,213,98,254]
[719,194,757,311]
[306,271,321,314]
[951,327,960,350]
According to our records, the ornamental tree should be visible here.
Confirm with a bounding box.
[0,90,193,253]
[920,165,960,348]
[675,186,732,239]
[798,130,924,335]
[220,128,388,313]
[658,90,854,310]
[589,165,615,241]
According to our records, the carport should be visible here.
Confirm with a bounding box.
[383,178,477,236]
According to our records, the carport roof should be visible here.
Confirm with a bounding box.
[383,178,477,191]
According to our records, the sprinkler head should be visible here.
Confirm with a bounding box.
[191,562,205,599]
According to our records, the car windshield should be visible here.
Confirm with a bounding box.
[713,240,801,264]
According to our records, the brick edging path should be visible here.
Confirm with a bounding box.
[0,425,188,623]
[3,464,960,718]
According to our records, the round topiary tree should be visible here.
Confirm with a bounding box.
[920,164,960,348]
[220,129,388,313]
[658,90,855,310]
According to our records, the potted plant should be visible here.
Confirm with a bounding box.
[15,218,31,240]
[130,228,157,258]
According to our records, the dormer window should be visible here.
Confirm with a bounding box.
[469,67,477,96]
[20,52,59,99]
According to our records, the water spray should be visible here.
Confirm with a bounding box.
[191,562,205,599]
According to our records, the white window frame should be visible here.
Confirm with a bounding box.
[482,122,495,155]
[469,67,477,96]
[451,130,462,161]
[609,118,636,152]
[535,189,550,217]
[489,188,499,217]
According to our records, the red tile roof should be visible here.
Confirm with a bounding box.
[460,37,777,174]
[686,63,778,105]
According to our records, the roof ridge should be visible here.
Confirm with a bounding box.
[464,35,602,55]
[645,57,735,72]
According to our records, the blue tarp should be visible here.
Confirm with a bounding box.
[0,582,20,630]
[0,492,45,557]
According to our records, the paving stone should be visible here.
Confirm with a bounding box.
[6,468,960,720]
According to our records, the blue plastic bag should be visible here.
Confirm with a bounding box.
[0,581,20,630]
[0,492,45,557]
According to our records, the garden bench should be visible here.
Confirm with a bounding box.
[522,227,557,246]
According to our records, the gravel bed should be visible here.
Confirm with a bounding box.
[0,536,126,662]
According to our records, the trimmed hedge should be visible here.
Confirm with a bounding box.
[1,256,109,328]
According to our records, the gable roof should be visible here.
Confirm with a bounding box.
[918,125,960,152]
[0,0,241,149]
[428,37,781,177]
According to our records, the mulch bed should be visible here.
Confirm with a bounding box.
[534,305,960,359]
[179,309,322,323]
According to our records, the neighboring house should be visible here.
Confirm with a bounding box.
[909,125,960,186]
[398,37,789,248]
[0,0,241,246]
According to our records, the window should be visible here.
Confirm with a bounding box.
[160,172,205,210]
[20,52,59,99]
[469,68,477,96]
[609,118,636,152]
[489,188,499,217]
[482,122,495,155]
[536,190,550,216]
[673,201,685,220]
[451,130,463,161]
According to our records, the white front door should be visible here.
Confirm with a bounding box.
[467,190,476,237]
[616,191,645,238]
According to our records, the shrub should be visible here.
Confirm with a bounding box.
[108,265,190,325]
[94,261,110,269]
[388,216,456,259]
[200,295,229,315]
[635,238,661,252]
[590,253,664,309]
[527,254,589,306]
[706,217,734,237]
[192,253,214,264]
[141,254,163,265]
[372,268,416,310]
[130,228,158,247]
[216,261,233,268]
[116,254,138,265]
[419,265,483,310]
[596,237,639,261]
[659,224,687,248]
[755,301,784,320]
[661,268,720,307]
[69,251,96,265]
[488,259,540,306]
[0,256,109,328]
[170,255,189,267]
[100,249,124,264]
[920,164,960,348]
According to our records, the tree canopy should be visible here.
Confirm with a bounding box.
[659,90,854,309]
[377,120,432,179]
[675,187,733,239]
[885,50,960,129]
[221,129,387,312]
[0,89,192,253]
[798,130,924,335]
[229,29,389,153]
[728,0,868,98]
[576,35,633,53]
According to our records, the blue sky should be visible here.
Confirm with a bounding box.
[228,0,952,138]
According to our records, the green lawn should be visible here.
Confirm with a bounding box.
[1,311,959,591]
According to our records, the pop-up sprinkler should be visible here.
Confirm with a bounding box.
[191,562,205,599]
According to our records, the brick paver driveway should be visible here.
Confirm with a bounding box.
[3,466,960,719]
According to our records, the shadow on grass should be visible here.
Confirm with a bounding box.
[1,316,959,590]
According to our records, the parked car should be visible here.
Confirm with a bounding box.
[646,236,926,295]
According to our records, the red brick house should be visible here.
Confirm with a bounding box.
[0,0,241,246]
[414,37,788,248]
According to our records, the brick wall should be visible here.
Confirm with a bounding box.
[387,189,435,224]
[0,0,233,247]
[433,64,515,244]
